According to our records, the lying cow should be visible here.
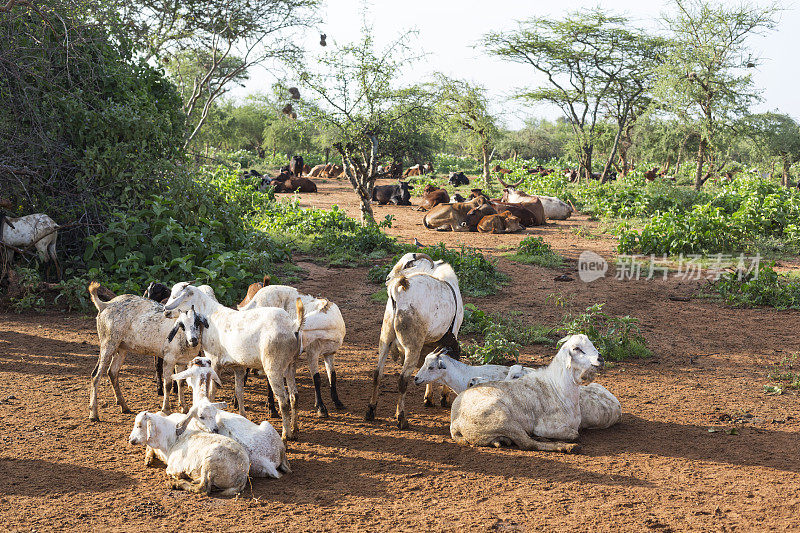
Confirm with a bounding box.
[419,185,450,210]
[273,177,317,193]
[477,211,524,234]
[448,172,469,187]
[423,196,496,232]
[372,181,413,205]
[500,188,570,220]
[491,201,544,227]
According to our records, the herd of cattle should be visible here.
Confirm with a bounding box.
[86,250,620,495]
[243,155,575,235]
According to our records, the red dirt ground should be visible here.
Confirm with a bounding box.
[2,177,800,531]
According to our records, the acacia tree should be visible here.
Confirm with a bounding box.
[657,0,779,190]
[484,10,655,181]
[742,113,800,187]
[436,77,498,189]
[102,0,319,148]
[297,30,435,225]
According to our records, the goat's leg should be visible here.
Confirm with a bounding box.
[160,353,176,414]
[107,348,131,414]
[174,363,187,413]
[424,383,437,408]
[155,356,164,396]
[233,367,247,416]
[285,362,299,436]
[209,361,223,401]
[89,342,117,421]
[48,242,61,280]
[441,384,453,407]
[323,353,345,410]
[265,365,293,442]
[365,323,396,421]
[307,346,327,418]
[264,378,279,418]
[395,344,422,430]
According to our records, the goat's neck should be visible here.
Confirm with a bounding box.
[438,356,474,393]
[149,415,178,453]
[546,349,580,396]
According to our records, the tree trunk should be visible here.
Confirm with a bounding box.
[481,144,494,191]
[600,123,625,183]
[580,144,593,181]
[324,148,330,165]
[694,138,707,191]
[663,155,672,175]
[336,146,375,226]
[782,155,790,188]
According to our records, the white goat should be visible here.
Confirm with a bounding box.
[177,397,291,479]
[163,282,304,441]
[450,335,603,452]
[365,255,464,429]
[440,355,621,430]
[128,410,249,496]
[0,213,60,277]
[172,356,222,405]
[87,282,207,420]
[240,285,346,418]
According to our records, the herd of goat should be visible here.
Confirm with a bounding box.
[88,252,621,496]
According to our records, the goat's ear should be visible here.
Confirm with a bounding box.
[210,369,223,387]
[172,368,192,381]
[167,323,181,343]
[198,315,209,329]
[438,359,447,370]
[557,335,571,347]
[176,406,198,436]
[145,416,153,441]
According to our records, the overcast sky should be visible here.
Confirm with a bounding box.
[236,0,798,130]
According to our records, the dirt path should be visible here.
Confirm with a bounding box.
[1,178,799,531]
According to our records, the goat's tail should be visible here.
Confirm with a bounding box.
[88,281,109,312]
[294,297,305,333]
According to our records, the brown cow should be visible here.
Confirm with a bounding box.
[273,177,317,193]
[308,164,326,177]
[237,275,271,309]
[491,202,541,227]
[496,191,546,226]
[423,196,495,232]
[419,185,450,210]
[477,212,524,234]
[492,164,512,175]
[644,167,660,181]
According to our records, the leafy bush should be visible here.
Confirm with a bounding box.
[464,323,520,366]
[462,304,555,345]
[8,268,45,313]
[506,236,564,268]
[765,354,800,393]
[559,303,651,361]
[709,265,800,309]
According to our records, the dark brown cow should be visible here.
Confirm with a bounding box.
[289,155,304,177]
[273,177,318,193]
[491,201,541,227]
[419,185,450,210]
[477,211,524,234]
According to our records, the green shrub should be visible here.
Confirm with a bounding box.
[710,264,800,309]
[506,236,564,268]
[560,303,651,361]
[462,304,555,345]
[464,323,520,366]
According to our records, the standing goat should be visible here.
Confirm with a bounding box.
[365,254,463,429]
[163,282,305,441]
[87,282,207,420]
[0,213,60,278]
[240,285,346,418]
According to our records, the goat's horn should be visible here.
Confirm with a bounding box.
[414,253,434,265]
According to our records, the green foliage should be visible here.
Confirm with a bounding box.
[506,236,564,268]
[464,322,521,366]
[617,176,800,255]
[9,268,45,313]
[560,303,651,361]
[710,265,800,309]
[462,304,555,345]
[766,354,800,391]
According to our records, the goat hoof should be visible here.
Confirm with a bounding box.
[316,407,329,418]
[120,407,132,414]
[364,405,376,421]
[565,443,581,454]
[440,397,449,408]
[334,402,346,411]
[269,409,280,419]
[89,414,100,422]
[396,413,409,430]
[423,398,435,408]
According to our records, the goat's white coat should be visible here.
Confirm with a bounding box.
[1,213,60,273]
[450,335,603,451]
[366,255,464,427]
[181,398,290,478]
[88,285,205,420]
[129,411,249,495]
[163,283,303,440]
